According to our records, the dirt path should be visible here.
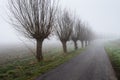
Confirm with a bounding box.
[36,42,117,80]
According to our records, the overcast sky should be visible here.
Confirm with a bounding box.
[0,0,120,44]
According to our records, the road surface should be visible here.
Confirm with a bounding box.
[36,42,117,80]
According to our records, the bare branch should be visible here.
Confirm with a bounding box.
[9,0,58,62]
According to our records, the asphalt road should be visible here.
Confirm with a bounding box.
[36,42,117,80]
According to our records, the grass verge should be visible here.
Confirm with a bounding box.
[105,41,120,80]
[0,48,84,80]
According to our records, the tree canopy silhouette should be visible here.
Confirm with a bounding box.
[9,0,58,62]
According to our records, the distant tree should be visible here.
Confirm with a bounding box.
[78,24,86,48]
[83,27,89,47]
[81,24,94,47]
[87,29,95,45]
[9,0,58,62]
[71,19,81,50]
[55,10,73,53]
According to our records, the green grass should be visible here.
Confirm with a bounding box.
[105,41,120,80]
[0,48,84,80]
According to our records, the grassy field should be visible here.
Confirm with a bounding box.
[0,41,83,80]
[105,40,120,80]
[0,40,81,64]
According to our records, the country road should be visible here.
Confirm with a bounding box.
[36,42,117,80]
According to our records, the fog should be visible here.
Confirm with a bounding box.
[0,0,119,75]
[0,0,120,45]
[0,1,120,80]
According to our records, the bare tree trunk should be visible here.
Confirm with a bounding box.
[36,39,43,62]
[85,41,87,47]
[74,41,78,50]
[81,41,84,48]
[62,41,67,53]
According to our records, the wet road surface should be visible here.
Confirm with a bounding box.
[36,43,117,80]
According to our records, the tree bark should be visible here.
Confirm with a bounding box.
[36,39,44,62]
[74,41,78,50]
[62,41,67,53]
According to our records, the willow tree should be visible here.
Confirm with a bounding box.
[71,19,81,50]
[55,10,73,53]
[78,24,86,48]
[9,0,58,62]
[84,28,94,46]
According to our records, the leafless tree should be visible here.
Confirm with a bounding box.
[80,24,94,47]
[86,29,95,45]
[9,0,58,62]
[83,26,89,47]
[78,24,85,48]
[55,10,73,53]
[71,19,81,50]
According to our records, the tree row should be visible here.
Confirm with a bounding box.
[9,0,95,62]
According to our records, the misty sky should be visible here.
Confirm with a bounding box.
[0,0,120,44]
